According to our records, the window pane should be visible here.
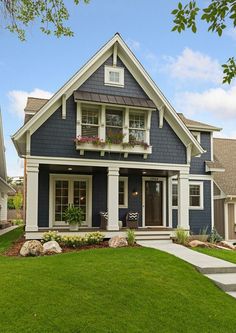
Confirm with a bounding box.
[190,185,200,196]
[54,180,69,221]
[129,113,145,129]
[82,110,98,125]
[129,130,145,142]
[119,180,124,193]
[172,184,178,206]
[109,71,120,83]
[106,110,123,127]
[190,196,200,207]
[119,193,124,205]
[82,125,98,137]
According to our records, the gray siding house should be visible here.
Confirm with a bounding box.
[12,34,221,239]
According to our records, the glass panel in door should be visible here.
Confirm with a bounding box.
[73,181,87,224]
[145,181,162,226]
[55,180,69,222]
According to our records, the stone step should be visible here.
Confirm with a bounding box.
[205,273,236,292]
[198,266,236,274]
[135,235,171,241]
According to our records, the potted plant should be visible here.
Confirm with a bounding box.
[63,204,84,231]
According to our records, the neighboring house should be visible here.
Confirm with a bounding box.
[12,33,221,239]
[213,138,236,241]
[0,111,14,226]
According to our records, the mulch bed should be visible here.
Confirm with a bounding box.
[4,238,140,257]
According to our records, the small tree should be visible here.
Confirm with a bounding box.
[13,192,23,219]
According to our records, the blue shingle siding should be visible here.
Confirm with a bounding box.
[31,96,187,164]
[78,56,148,98]
[172,180,212,233]
[190,132,211,175]
[92,173,107,227]
[38,166,49,227]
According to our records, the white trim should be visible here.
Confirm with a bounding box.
[224,202,229,240]
[191,131,201,143]
[26,156,190,172]
[107,166,119,230]
[25,163,39,232]
[119,177,128,208]
[210,132,213,161]
[12,34,204,157]
[142,177,166,227]
[211,179,214,229]
[62,94,66,119]
[172,174,213,181]
[113,42,118,66]
[49,174,92,228]
[168,176,173,227]
[104,65,124,87]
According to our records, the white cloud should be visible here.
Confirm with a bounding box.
[175,84,236,120]
[8,88,53,119]
[164,48,222,83]
[126,38,141,52]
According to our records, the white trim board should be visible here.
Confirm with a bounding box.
[12,34,204,158]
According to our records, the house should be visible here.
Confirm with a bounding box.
[0,111,14,227]
[213,138,236,241]
[12,33,222,239]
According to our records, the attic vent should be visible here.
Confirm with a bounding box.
[104,66,124,87]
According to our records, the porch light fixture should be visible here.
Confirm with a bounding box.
[68,167,73,171]
[142,171,147,174]
[132,189,139,196]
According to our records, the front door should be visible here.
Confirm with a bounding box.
[144,180,163,226]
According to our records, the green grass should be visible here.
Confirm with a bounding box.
[0,244,236,332]
[0,226,24,254]
[195,247,236,264]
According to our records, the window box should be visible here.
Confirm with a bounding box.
[75,137,152,158]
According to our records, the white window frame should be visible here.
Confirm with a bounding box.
[129,110,146,142]
[189,181,204,210]
[119,177,128,208]
[49,174,92,228]
[172,180,204,210]
[171,183,178,209]
[81,106,100,137]
[104,66,124,87]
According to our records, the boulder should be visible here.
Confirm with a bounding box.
[220,241,236,250]
[43,241,62,254]
[109,236,128,248]
[20,240,44,257]
[189,240,209,248]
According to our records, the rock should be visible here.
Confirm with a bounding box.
[189,240,209,248]
[20,240,44,257]
[220,241,236,250]
[109,236,128,248]
[43,241,62,254]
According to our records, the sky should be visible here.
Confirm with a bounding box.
[1,0,236,176]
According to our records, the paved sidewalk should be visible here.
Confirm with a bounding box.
[138,240,236,298]
[0,226,18,237]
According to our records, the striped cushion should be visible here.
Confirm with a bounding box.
[127,212,138,221]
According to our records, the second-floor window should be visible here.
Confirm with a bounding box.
[81,107,99,137]
[129,112,145,142]
[106,109,123,143]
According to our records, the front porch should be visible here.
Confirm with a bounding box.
[25,157,190,238]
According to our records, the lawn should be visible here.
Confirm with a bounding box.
[1,230,236,332]
[195,247,236,264]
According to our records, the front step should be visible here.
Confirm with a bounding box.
[135,232,171,242]
[198,266,236,274]
[205,273,236,292]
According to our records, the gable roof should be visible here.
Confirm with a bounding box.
[213,138,236,196]
[178,113,221,132]
[12,33,206,157]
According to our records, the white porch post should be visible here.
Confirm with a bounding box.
[25,163,39,232]
[178,171,190,230]
[107,166,119,230]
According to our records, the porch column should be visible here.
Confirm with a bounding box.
[107,166,119,230]
[25,162,39,232]
[178,171,190,230]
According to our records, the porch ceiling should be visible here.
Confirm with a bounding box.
[40,164,178,177]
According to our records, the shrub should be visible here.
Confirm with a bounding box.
[42,231,104,248]
[126,229,136,246]
[85,232,104,245]
[12,219,24,226]
[42,231,62,243]
[175,228,189,245]
[208,227,223,244]
[7,198,15,210]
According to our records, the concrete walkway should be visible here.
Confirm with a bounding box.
[138,240,236,299]
[0,225,18,236]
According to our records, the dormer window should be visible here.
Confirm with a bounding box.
[81,106,99,137]
[104,66,124,87]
